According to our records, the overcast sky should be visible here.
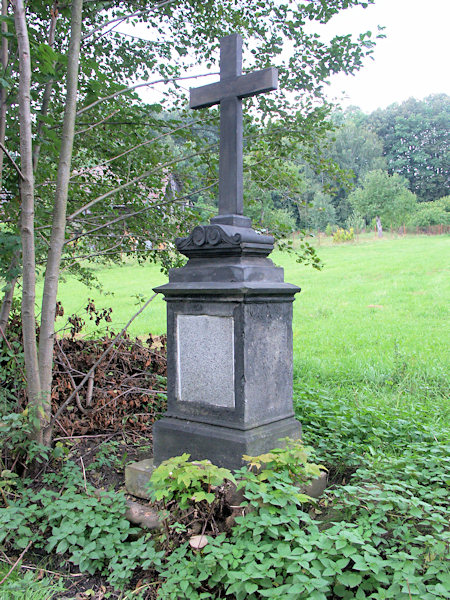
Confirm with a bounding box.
[323,0,450,112]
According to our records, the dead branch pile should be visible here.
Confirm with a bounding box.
[52,332,167,436]
[1,300,167,437]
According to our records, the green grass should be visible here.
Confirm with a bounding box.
[50,235,449,385]
[43,233,449,431]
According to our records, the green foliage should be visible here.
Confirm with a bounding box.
[242,437,324,488]
[0,566,66,600]
[408,196,450,227]
[345,211,366,233]
[87,440,129,473]
[0,0,381,289]
[368,94,450,202]
[155,430,449,599]
[0,230,21,283]
[149,453,235,509]
[325,223,337,236]
[308,193,337,232]
[0,407,54,473]
[155,444,323,599]
[348,170,417,229]
[0,461,163,589]
[332,227,355,243]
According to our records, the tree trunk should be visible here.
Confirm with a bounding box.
[376,216,383,238]
[0,254,19,337]
[0,0,9,183]
[32,3,58,172]
[0,0,13,332]
[39,0,83,446]
[12,0,41,437]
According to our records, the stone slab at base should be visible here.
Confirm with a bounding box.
[125,458,155,499]
[124,458,327,504]
[153,416,301,470]
[301,470,328,499]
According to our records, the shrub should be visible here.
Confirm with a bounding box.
[345,211,365,233]
[408,196,450,227]
[333,227,355,243]
[0,461,164,589]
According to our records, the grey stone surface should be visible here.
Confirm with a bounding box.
[301,471,328,499]
[124,458,154,499]
[177,314,235,408]
[242,302,293,427]
[153,416,301,470]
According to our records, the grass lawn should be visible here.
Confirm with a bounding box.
[49,233,449,408]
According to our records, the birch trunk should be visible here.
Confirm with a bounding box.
[39,0,83,446]
[0,0,9,181]
[32,3,58,172]
[12,0,41,437]
[0,0,14,331]
[0,255,19,337]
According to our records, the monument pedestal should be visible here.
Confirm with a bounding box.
[153,223,301,470]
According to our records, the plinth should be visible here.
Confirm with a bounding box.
[153,218,301,470]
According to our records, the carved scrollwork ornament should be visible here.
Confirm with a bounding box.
[192,226,206,246]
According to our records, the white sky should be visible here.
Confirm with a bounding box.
[323,0,450,112]
[119,0,450,114]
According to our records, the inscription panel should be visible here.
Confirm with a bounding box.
[176,314,235,408]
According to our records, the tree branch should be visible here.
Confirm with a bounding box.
[50,293,157,426]
[0,142,24,179]
[76,72,219,117]
[81,0,178,41]
[0,0,9,184]
[32,2,58,171]
[65,180,217,244]
[75,108,120,136]
[67,143,217,221]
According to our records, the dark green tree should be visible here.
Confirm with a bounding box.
[368,95,450,202]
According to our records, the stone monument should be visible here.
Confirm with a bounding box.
[152,33,301,470]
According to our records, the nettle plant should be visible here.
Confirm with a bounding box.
[0,461,164,589]
[150,453,236,509]
[150,438,449,600]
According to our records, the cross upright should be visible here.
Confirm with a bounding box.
[190,34,278,225]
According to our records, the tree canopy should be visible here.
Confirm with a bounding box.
[348,169,417,229]
[368,94,450,203]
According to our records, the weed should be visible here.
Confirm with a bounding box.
[0,567,66,600]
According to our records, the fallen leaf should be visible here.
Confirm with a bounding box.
[189,534,209,550]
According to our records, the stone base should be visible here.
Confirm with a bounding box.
[125,458,155,499]
[153,416,301,470]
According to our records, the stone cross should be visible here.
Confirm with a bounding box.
[149,33,301,472]
[190,34,278,221]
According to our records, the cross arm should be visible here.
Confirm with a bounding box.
[190,67,278,110]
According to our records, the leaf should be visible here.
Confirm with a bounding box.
[337,572,362,588]
[245,582,258,594]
